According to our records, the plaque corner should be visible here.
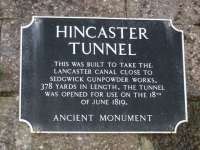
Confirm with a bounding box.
[168,20,183,33]
[19,118,34,133]
[173,119,188,133]
[21,16,35,30]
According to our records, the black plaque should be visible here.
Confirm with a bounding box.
[20,16,187,133]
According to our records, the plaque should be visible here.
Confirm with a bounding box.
[20,16,187,133]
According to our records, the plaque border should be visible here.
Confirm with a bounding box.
[19,16,188,134]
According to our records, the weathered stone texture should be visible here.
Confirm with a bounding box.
[127,0,179,19]
[181,25,200,97]
[150,102,200,150]
[0,19,20,93]
[0,54,19,92]
[0,97,32,150]
[127,0,200,25]
[31,134,153,150]
[0,97,17,149]
[0,0,199,149]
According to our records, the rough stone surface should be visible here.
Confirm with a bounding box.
[0,19,20,93]
[0,97,32,150]
[31,134,149,150]
[150,101,200,150]
[179,25,200,97]
[127,0,180,19]
[15,119,32,150]
[0,97,17,149]
[0,0,199,149]
[127,0,200,25]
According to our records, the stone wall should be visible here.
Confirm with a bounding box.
[0,0,199,149]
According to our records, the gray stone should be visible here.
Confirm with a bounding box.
[0,97,31,150]
[127,0,200,25]
[173,0,200,25]
[0,97,17,149]
[31,134,153,150]
[15,119,32,150]
[0,19,20,93]
[176,25,200,97]
[0,54,19,93]
[139,137,154,150]
[127,0,180,19]
[83,0,125,17]
[150,101,200,150]
[0,0,19,18]
[0,19,20,56]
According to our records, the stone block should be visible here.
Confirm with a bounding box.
[0,18,20,93]
[176,25,200,97]
[127,0,180,19]
[0,97,32,149]
[127,0,200,25]
[31,134,154,150]
[0,97,17,149]
[84,0,125,17]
